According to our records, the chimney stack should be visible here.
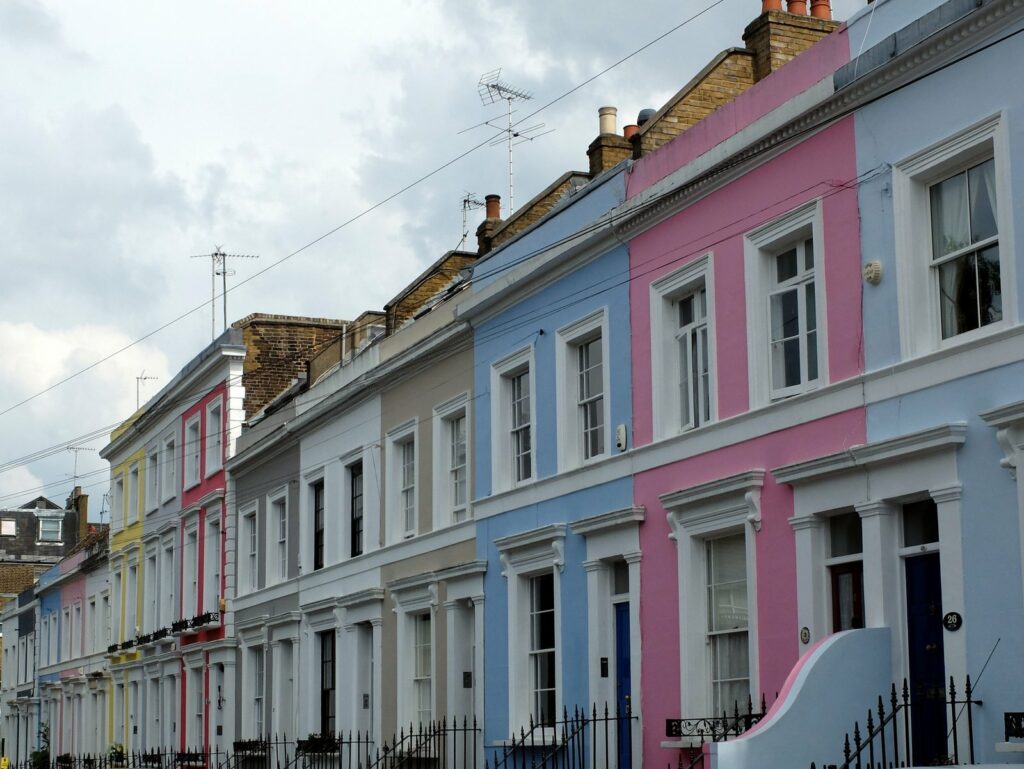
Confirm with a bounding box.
[587,106,633,176]
[745,0,840,82]
[786,0,808,14]
[762,0,782,10]
[476,194,503,255]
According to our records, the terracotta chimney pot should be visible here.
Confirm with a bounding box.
[598,106,617,135]
[809,0,831,18]
[786,0,807,13]
[623,124,639,140]
[485,194,501,220]
[761,0,782,10]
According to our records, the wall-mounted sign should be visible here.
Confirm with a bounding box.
[942,612,963,631]
[800,626,811,644]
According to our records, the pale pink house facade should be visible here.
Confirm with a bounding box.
[621,21,871,767]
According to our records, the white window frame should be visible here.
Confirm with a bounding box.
[161,432,177,503]
[182,520,199,618]
[390,577,438,728]
[651,255,717,440]
[185,415,201,489]
[37,516,62,543]
[744,200,828,407]
[662,471,761,718]
[490,346,537,492]
[239,502,258,595]
[145,448,160,513]
[205,398,224,478]
[249,644,266,738]
[556,310,611,470]
[385,420,418,543]
[893,113,1015,359]
[433,392,471,528]
[0,519,14,537]
[159,536,175,628]
[495,524,565,736]
[128,462,140,524]
[204,510,221,614]
[112,474,124,528]
[267,487,289,585]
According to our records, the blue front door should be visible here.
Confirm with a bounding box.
[614,602,632,768]
[905,553,947,766]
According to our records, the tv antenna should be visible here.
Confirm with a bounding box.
[461,69,553,213]
[66,445,96,488]
[459,193,485,249]
[189,246,260,340]
[135,370,158,409]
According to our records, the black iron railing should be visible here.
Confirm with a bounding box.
[487,704,636,769]
[810,676,983,769]
[666,695,768,744]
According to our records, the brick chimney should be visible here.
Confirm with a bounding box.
[743,0,839,82]
[587,106,633,175]
[476,194,503,255]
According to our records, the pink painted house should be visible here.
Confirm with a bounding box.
[617,6,870,766]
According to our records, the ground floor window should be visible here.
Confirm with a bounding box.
[706,534,749,713]
[319,630,336,735]
[529,573,557,726]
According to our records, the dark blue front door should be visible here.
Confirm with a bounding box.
[614,602,632,769]
[905,553,947,766]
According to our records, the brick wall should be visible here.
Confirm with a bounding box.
[386,252,478,333]
[742,11,839,83]
[639,50,756,156]
[233,314,350,417]
[490,174,589,251]
[588,134,633,176]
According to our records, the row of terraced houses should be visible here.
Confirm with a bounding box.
[4,1,1024,768]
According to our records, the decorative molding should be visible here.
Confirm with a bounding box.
[930,484,964,505]
[660,470,766,516]
[853,500,896,519]
[981,399,1024,478]
[495,523,568,577]
[569,506,646,536]
[772,423,967,485]
[335,588,385,610]
[788,514,825,532]
[745,489,762,532]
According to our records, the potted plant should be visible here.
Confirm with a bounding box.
[108,743,126,767]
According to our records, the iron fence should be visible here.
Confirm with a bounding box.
[486,704,636,769]
[810,676,983,769]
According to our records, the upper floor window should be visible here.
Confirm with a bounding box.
[769,237,818,395]
[651,255,716,439]
[145,450,159,512]
[241,506,258,593]
[39,517,61,542]
[270,492,288,583]
[577,338,605,460]
[350,462,364,557]
[491,347,535,491]
[929,158,1000,339]
[893,115,1014,358]
[745,201,826,405]
[112,474,124,526]
[433,394,470,526]
[206,400,223,476]
[557,311,609,469]
[0,519,15,536]
[128,463,140,523]
[312,480,325,571]
[413,613,433,724]
[161,433,177,502]
[185,416,201,488]
[399,439,416,537]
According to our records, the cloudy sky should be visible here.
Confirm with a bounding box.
[0,0,863,515]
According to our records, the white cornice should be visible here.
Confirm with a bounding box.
[335,587,384,609]
[568,506,646,536]
[772,423,967,485]
[494,523,567,554]
[660,470,765,512]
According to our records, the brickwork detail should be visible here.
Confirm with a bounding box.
[743,11,840,83]
[640,51,755,156]
[588,134,633,176]
[491,176,581,250]
[233,314,350,417]
[386,252,478,333]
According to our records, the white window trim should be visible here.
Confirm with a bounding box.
[128,462,141,524]
[184,415,202,490]
[385,420,419,543]
[491,346,537,493]
[495,524,565,737]
[893,113,1015,359]
[650,254,718,441]
[390,579,438,728]
[238,501,258,596]
[145,447,160,514]
[433,392,471,528]
[205,397,224,478]
[36,513,63,544]
[266,486,289,586]
[744,200,828,408]
[662,471,762,719]
[555,309,612,471]
[341,447,366,560]
[161,432,178,504]
[182,518,200,619]
[204,510,221,613]
[304,466,328,574]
